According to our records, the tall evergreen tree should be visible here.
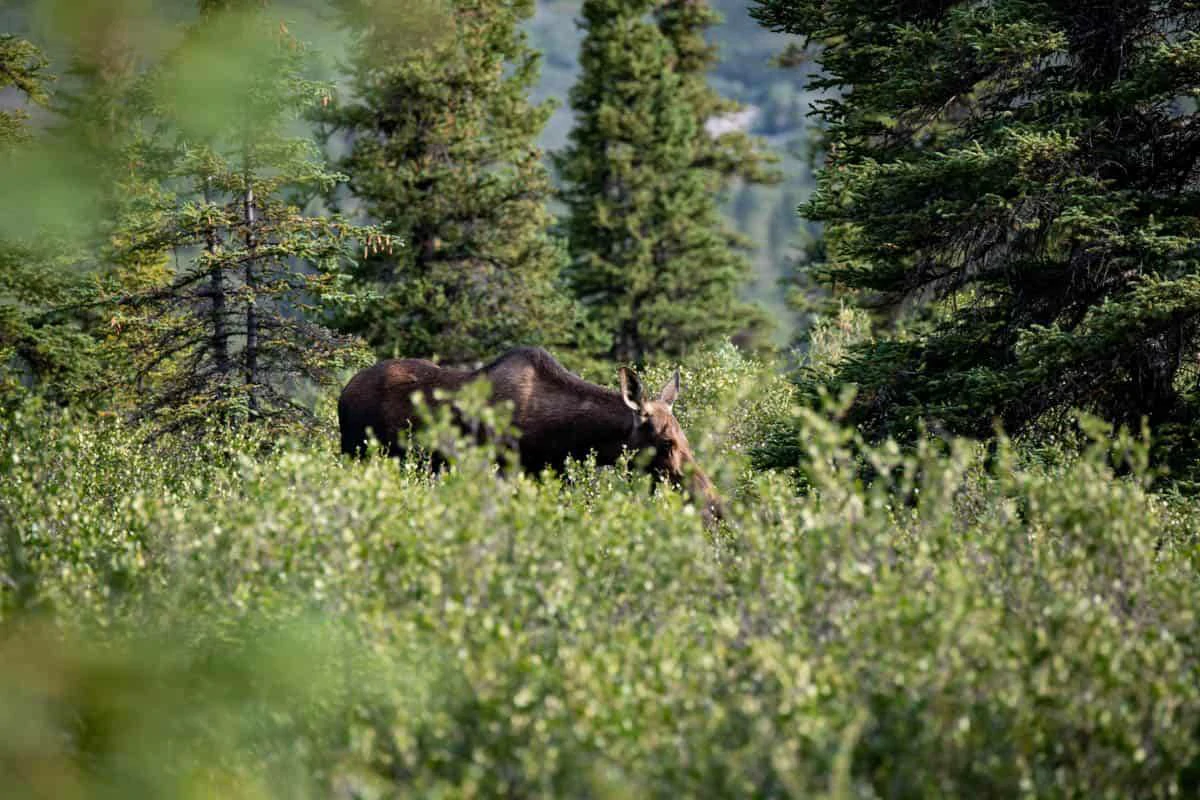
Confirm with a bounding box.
[51,20,169,290]
[558,0,773,364]
[106,1,393,433]
[655,0,776,185]
[1,9,178,411]
[0,34,99,407]
[317,0,573,364]
[755,1,1200,458]
[658,0,781,352]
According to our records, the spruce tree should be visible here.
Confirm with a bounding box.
[558,0,772,364]
[655,0,776,185]
[105,1,394,433]
[755,1,1200,461]
[1,12,175,410]
[51,22,172,292]
[317,0,573,364]
[0,35,98,406]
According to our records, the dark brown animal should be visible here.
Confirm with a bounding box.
[338,347,724,523]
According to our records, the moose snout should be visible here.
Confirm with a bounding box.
[696,482,726,528]
[680,465,725,528]
[702,496,726,524]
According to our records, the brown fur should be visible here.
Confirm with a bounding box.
[338,347,724,523]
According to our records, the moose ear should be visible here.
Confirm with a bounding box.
[619,366,644,411]
[658,369,680,409]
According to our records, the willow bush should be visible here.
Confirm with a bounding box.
[2,349,1198,798]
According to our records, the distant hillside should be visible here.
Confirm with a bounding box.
[527,0,822,343]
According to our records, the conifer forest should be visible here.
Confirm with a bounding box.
[2,1,1200,796]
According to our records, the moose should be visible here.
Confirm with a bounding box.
[338,347,724,524]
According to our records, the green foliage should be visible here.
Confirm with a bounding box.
[4,349,1200,797]
[755,0,1200,467]
[317,0,576,363]
[0,615,385,798]
[753,303,873,473]
[0,242,101,409]
[0,34,50,148]
[556,0,777,363]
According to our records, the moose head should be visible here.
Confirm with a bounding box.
[619,367,725,525]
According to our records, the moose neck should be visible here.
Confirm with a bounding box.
[511,380,636,473]
[571,388,639,468]
[588,393,638,465]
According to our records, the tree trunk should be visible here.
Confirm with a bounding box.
[204,178,230,377]
[243,178,258,414]
[617,294,646,365]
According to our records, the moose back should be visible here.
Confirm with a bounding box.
[337,347,723,522]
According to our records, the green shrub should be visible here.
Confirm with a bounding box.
[2,350,1198,798]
